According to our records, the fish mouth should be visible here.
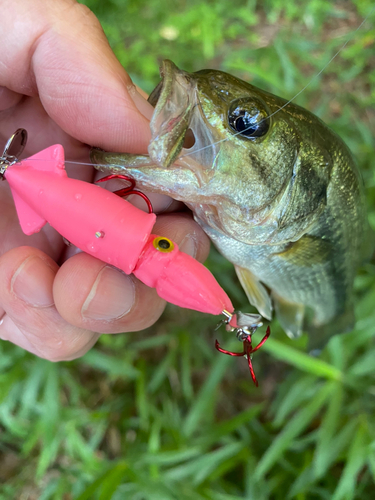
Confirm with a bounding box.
[147,60,217,172]
[147,60,195,168]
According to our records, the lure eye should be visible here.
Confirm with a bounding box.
[153,237,175,253]
[228,98,270,139]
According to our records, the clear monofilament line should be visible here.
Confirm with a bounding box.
[179,5,375,160]
[16,157,114,169]
[8,7,375,171]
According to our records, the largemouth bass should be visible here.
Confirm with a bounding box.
[91,60,370,344]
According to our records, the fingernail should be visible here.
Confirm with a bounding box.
[11,256,55,307]
[127,85,154,119]
[81,266,135,321]
[179,235,197,258]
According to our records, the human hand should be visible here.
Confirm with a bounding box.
[0,0,210,360]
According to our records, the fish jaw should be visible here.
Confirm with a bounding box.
[90,150,200,200]
[148,59,220,172]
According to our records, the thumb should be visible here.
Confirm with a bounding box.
[1,0,152,152]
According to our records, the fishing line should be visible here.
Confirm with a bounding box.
[14,158,123,170]
[64,160,112,168]
[15,5,375,169]
[179,4,375,159]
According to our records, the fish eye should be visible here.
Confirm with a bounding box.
[228,98,270,139]
[153,236,175,253]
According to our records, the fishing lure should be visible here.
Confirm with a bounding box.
[0,128,269,385]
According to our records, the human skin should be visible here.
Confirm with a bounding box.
[0,0,210,361]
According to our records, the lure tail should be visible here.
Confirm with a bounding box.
[6,145,66,235]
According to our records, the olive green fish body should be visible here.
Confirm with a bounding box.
[91,60,369,341]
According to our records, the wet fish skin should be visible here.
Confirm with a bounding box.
[91,60,369,343]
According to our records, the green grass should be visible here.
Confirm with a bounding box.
[1,1,375,498]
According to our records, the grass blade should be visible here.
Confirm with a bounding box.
[255,382,334,479]
[332,423,369,500]
[262,338,342,381]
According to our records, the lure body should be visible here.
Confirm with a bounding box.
[5,144,233,316]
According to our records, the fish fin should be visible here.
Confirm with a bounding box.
[274,234,332,266]
[272,291,305,339]
[10,189,47,235]
[234,266,272,320]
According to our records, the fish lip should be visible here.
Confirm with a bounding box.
[147,60,218,183]
[148,60,179,107]
[147,80,163,108]
[148,60,185,106]
[147,60,197,168]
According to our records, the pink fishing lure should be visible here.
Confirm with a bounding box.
[5,144,234,316]
[0,129,269,386]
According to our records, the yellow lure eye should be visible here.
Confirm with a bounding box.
[153,237,175,253]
